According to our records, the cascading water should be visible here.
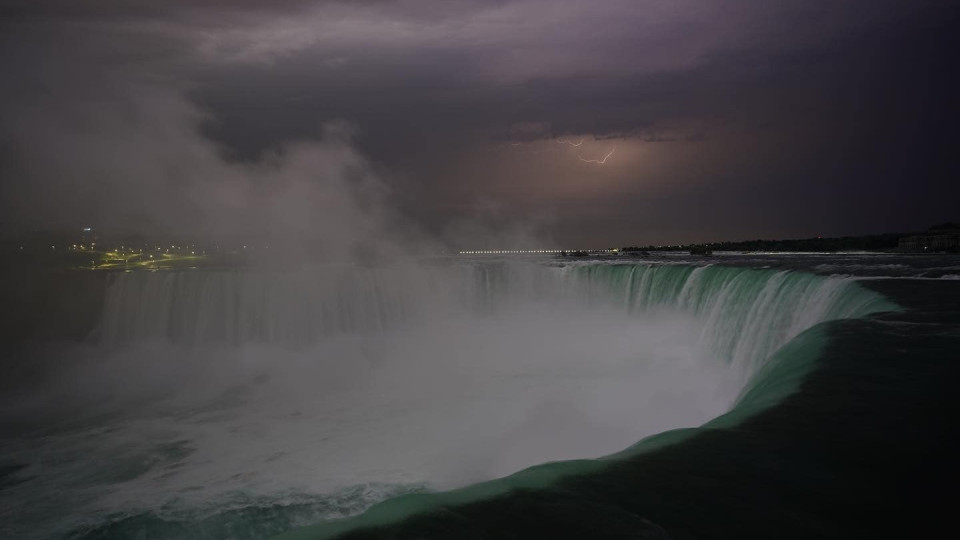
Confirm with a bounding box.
[0,261,895,540]
[565,263,891,376]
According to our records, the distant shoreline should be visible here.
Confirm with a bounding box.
[623,225,959,254]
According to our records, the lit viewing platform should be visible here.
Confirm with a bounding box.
[458,249,619,255]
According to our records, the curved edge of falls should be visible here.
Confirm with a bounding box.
[267,263,899,540]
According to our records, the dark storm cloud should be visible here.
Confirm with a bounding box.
[1,0,957,247]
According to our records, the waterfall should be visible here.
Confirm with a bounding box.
[97,262,894,381]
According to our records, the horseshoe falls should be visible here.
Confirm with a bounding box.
[1,255,957,540]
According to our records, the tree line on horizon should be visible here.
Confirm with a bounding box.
[622,223,959,253]
[622,233,904,253]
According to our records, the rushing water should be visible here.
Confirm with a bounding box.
[0,255,936,539]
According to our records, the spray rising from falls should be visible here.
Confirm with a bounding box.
[1,262,895,540]
[97,262,891,374]
[85,261,893,480]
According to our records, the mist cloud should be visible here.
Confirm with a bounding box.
[0,20,425,260]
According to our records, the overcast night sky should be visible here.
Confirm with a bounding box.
[1,0,958,250]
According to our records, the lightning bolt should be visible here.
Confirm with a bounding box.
[557,138,585,147]
[576,147,615,164]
